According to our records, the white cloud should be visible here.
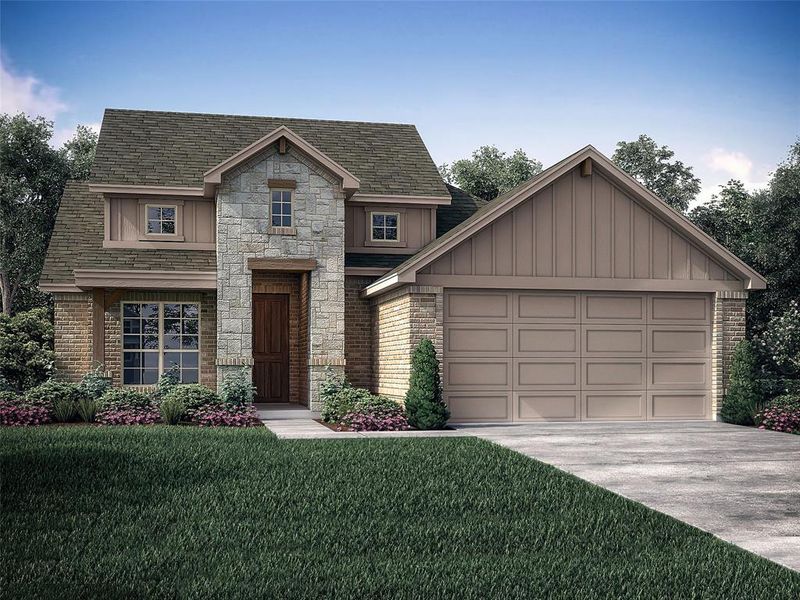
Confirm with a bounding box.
[706,148,753,180]
[1,55,67,121]
[52,122,101,148]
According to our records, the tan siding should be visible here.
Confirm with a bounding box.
[108,196,215,244]
[345,203,435,252]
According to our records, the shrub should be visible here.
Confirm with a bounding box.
[81,365,112,400]
[159,397,186,425]
[755,394,800,435]
[97,388,152,410]
[162,384,219,412]
[26,380,88,414]
[52,398,78,423]
[155,365,181,400]
[192,404,261,427]
[76,397,97,423]
[95,406,160,426]
[0,394,51,426]
[404,338,449,430]
[0,307,55,392]
[720,340,761,426]
[341,401,409,432]
[320,366,349,405]
[219,367,256,406]
[321,386,373,423]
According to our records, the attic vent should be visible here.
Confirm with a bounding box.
[278,136,288,154]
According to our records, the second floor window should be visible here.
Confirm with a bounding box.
[146,205,177,234]
[371,212,399,241]
[271,190,293,227]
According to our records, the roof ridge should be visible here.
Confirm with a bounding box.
[102,108,417,128]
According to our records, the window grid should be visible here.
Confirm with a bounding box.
[146,205,177,235]
[270,190,293,227]
[371,212,399,241]
[122,302,200,386]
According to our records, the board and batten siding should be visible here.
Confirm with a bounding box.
[419,166,735,283]
[107,196,216,244]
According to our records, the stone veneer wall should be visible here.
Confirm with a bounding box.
[344,275,377,389]
[711,291,748,416]
[372,285,443,401]
[52,292,94,381]
[215,145,345,409]
[104,291,217,388]
[252,272,306,405]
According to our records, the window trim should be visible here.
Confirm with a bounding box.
[120,301,201,387]
[269,188,294,229]
[365,207,407,247]
[138,199,185,242]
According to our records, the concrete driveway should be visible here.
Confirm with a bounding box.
[456,421,800,571]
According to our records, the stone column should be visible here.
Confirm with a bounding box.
[711,291,748,417]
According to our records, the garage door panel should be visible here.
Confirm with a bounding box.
[515,324,579,357]
[445,358,511,390]
[583,293,646,324]
[648,326,711,357]
[445,324,512,357]
[648,391,709,420]
[649,294,711,325]
[648,359,710,390]
[514,358,580,390]
[582,325,645,357]
[445,291,511,322]
[582,391,646,420]
[446,391,512,422]
[514,292,579,323]
[583,358,645,390]
[516,392,580,421]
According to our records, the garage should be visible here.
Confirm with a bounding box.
[443,290,712,422]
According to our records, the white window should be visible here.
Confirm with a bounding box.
[370,212,399,241]
[271,190,293,227]
[122,302,200,385]
[146,205,177,235]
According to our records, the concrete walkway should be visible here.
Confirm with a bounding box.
[457,421,800,572]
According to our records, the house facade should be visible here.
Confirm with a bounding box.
[40,109,765,421]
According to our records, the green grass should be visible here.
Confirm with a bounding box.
[1,427,797,599]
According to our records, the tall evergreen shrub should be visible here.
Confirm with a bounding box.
[404,338,449,430]
[721,340,761,426]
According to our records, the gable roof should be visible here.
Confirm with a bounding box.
[364,145,767,296]
[40,181,216,286]
[91,109,449,198]
[437,184,488,236]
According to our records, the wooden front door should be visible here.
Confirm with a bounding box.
[252,294,290,403]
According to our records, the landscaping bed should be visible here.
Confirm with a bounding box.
[1,426,798,599]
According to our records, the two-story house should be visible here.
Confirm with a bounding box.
[40,109,765,422]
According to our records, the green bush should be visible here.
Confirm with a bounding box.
[405,338,449,430]
[0,308,55,392]
[321,386,374,423]
[155,365,181,400]
[219,367,255,406]
[162,384,219,411]
[720,340,761,426]
[320,366,349,405]
[81,365,112,400]
[97,388,152,410]
[26,380,88,412]
[52,398,78,423]
[159,397,186,425]
[76,397,97,423]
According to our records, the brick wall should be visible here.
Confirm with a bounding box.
[252,271,307,405]
[711,291,748,416]
[52,292,94,381]
[345,275,377,389]
[373,285,443,401]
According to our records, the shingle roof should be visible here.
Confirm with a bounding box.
[437,184,487,236]
[91,109,449,197]
[345,253,410,269]
[40,181,216,284]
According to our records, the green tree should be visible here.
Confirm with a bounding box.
[0,307,54,391]
[0,114,97,314]
[404,337,449,430]
[613,134,701,212]
[720,340,761,426]
[439,145,542,202]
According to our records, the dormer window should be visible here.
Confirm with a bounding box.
[271,190,293,227]
[146,205,177,235]
[371,212,399,242]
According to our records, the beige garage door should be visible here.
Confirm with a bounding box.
[443,290,712,422]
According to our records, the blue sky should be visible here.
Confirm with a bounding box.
[2,1,798,206]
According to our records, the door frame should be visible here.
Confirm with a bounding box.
[252,292,290,403]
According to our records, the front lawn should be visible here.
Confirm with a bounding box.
[1,427,797,599]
